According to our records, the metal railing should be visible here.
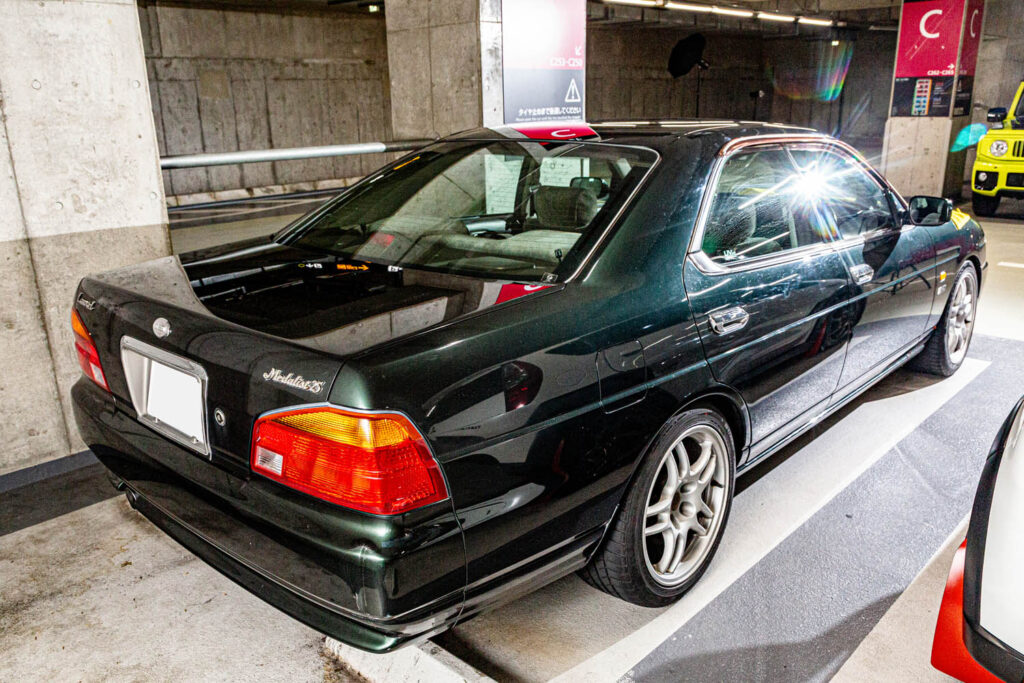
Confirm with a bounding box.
[160,139,435,169]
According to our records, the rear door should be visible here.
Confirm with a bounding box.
[685,145,853,460]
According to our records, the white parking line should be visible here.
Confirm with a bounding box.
[554,359,989,683]
[997,261,1024,269]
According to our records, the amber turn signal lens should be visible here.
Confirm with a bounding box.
[250,406,448,515]
[72,309,109,391]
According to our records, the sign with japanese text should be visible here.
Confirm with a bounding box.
[502,0,586,123]
[891,0,968,117]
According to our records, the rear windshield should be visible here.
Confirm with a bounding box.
[284,140,657,282]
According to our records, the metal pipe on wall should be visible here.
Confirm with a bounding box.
[160,139,435,169]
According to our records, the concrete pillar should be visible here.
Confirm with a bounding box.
[385,0,503,139]
[879,0,980,198]
[0,0,169,473]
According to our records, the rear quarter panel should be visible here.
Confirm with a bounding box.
[326,140,724,603]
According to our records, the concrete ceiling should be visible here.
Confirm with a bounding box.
[142,0,898,30]
[587,0,900,34]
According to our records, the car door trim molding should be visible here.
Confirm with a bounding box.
[691,251,959,371]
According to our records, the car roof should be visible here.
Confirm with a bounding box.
[444,119,821,155]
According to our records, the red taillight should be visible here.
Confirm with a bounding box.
[72,309,108,391]
[250,406,448,515]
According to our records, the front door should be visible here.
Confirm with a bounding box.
[787,145,937,399]
[684,146,852,460]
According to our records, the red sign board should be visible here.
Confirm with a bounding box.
[494,284,551,305]
[502,0,586,123]
[503,0,586,72]
[958,0,984,77]
[952,0,984,115]
[894,0,966,78]
[509,122,598,140]
[891,0,971,117]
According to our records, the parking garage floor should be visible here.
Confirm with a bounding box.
[3,200,1023,683]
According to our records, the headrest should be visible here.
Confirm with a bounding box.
[533,186,598,230]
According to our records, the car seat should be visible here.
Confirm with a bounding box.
[529,186,599,231]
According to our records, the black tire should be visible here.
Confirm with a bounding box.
[911,262,978,377]
[972,193,1000,217]
[580,407,736,607]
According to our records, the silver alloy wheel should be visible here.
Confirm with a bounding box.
[643,424,730,587]
[946,268,977,366]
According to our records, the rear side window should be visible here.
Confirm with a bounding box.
[700,148,835,264]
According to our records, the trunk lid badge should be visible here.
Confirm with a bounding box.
[262,368,326,394]
[152,318,172,338]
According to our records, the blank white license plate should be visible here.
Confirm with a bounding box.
[121,337,210,456]
[147,361,204,442]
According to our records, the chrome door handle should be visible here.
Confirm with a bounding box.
[709,306,749,335]
[849,263,874,285]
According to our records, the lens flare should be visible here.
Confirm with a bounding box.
[951,123,989,152]
[734,150,865,242]
[769,40,854,103]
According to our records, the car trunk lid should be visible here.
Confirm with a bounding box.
[76,240,553,473]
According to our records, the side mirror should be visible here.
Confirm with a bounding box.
[988,107,1008,129]
[907,196,953,226]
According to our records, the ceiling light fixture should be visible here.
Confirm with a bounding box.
[665,2,713,12]
[798,16,834,26]
[757,11,796,22]
[711,6,754,18]
[605,0,660,6]
[607,0,833,26]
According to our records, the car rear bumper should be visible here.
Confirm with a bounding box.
[71,379,467,652]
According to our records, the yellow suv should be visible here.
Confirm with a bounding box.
[972,81,1024,216]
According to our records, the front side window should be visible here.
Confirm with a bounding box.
[285,140,656,282]
[700,148,837,264]
[788,147,896,239]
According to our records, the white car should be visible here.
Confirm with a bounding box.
[932,396,1024,681]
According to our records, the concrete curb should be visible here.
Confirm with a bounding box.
[324,637,496,683]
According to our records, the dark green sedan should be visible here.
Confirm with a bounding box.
[71,120,986,651]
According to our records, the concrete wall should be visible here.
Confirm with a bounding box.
[139,3,393,202]
[385,0,503,140]
[586,26,896,161]
[770,31,897,163]
[0,0,169,475]
[587,28,765,122]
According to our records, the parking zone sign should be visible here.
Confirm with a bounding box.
[502,0,586,123]
[890,0,968,117]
